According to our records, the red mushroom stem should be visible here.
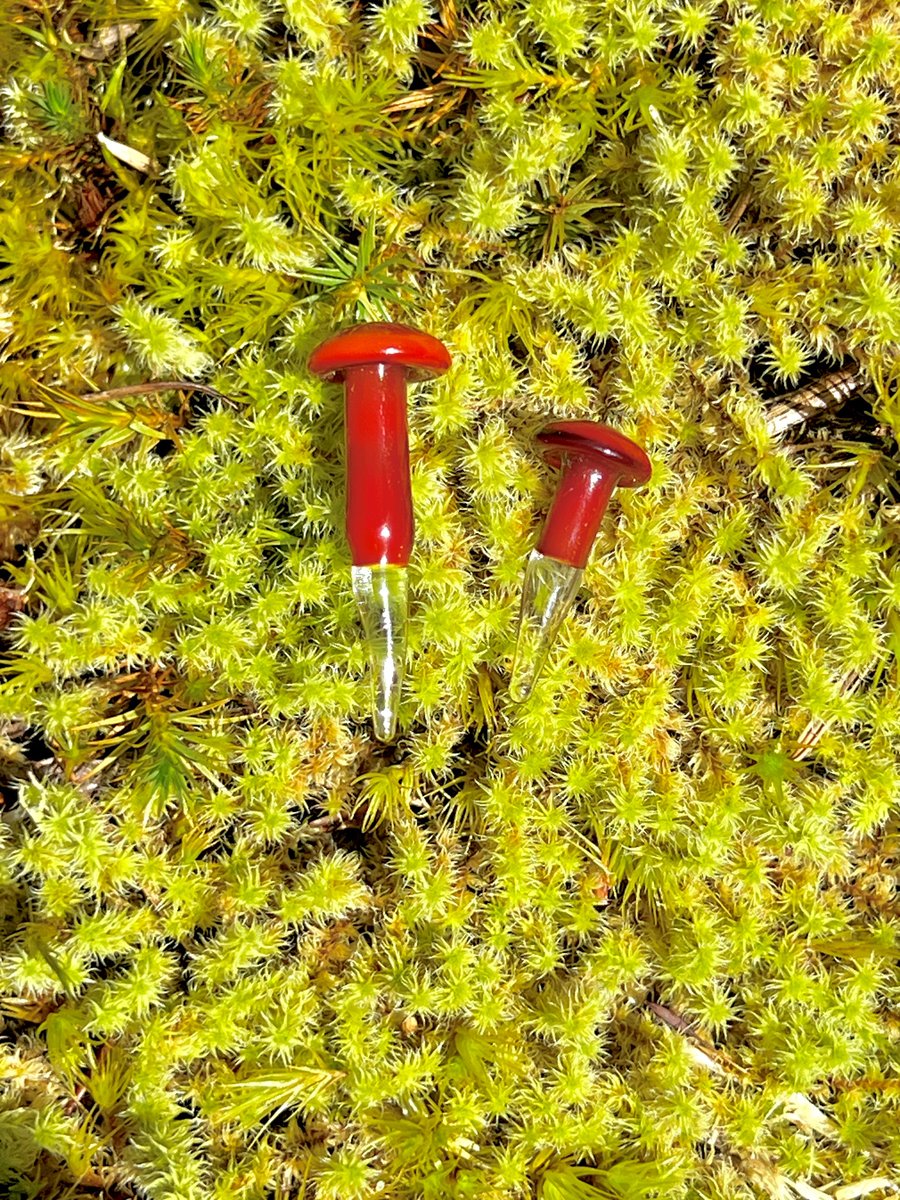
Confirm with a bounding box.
[343,362,413,567]
[537,461,617,569]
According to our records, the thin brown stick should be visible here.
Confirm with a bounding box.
[646,1001,715,1050]
[767,368,861,438]
[725,188,752,232]
[84,382,228,403]
[792,670,862,760]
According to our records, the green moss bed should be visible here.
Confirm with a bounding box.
[1,1,900,1197]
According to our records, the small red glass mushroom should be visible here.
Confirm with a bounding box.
[509,420,651,702]
[308,322,451,740]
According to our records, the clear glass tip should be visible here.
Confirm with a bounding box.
[351,564,408,741]
[509,551,583,704]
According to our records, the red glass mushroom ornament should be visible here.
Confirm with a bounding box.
[308,322,451,740]
[509,421,651,703]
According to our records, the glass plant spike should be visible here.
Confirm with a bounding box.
[509,421,652,703]
[350,563,408,743]
[508,550,584,704]
[308,322,451,740]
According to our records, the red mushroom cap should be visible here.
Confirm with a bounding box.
[308,321,451,382]
[537,420,651,487]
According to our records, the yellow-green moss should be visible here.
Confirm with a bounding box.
[1,1,899,1198]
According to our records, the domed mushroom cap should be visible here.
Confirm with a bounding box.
[308,322,451,382]
[537,420,651,487]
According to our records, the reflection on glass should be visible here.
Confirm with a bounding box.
[351,564,408,741]
[509,550,583,703]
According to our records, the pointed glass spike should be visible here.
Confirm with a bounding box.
[351,564,409,741]
[509,550,583,704]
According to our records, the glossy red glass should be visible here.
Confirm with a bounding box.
[308,322,451,566]
[535,421,652,568]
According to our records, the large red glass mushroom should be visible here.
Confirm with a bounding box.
[308,322,451,740]
[509,420,651,703]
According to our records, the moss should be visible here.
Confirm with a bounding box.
[1,0,899,1197]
